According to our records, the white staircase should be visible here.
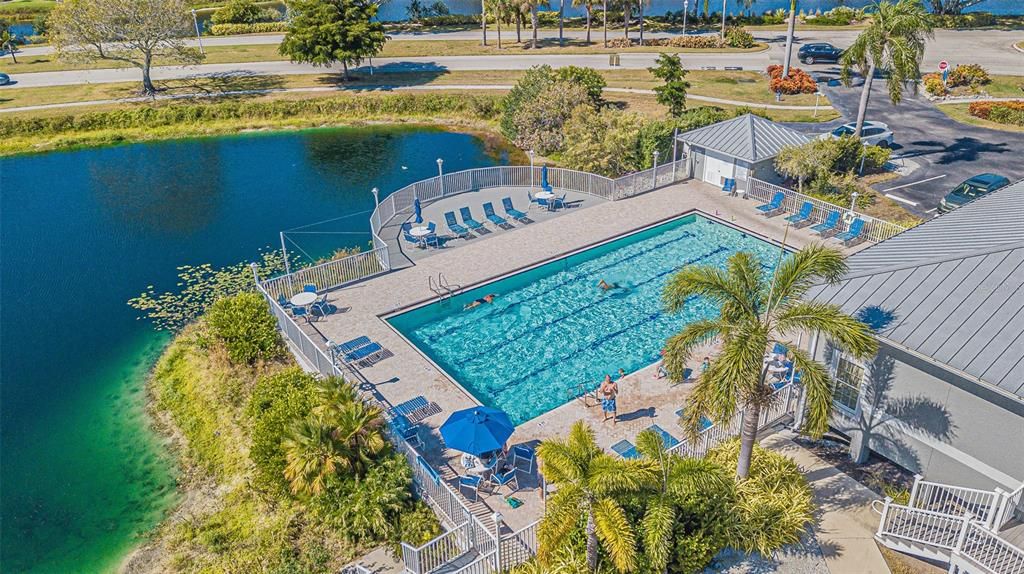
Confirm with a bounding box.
[875,476,1024,574]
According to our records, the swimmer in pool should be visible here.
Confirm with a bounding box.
[464,294,497,310]
[598,279,618,291]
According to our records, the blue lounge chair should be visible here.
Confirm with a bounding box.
[482,202,510,227]
[811,211,841,236]
[459,207,485,231]
[611,439,639,459]
[722,178,736,195]
[646,424,680,449]
[417,456,441,486]
[502,197,529,222]
[334,336,372,356]
[756,191,786,216]
[333,337,384,365]
[459,475,483,502]
[835,218,865,245]
[785,201,814,227]
[444,211,471,238]
[393,396,428,417]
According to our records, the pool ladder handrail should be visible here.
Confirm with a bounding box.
[429,273,461,302]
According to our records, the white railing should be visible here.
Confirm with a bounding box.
[877,502,965,550]
[955,521,1024,574]
[401,525,470,574]
[255,278,347,379]
[910,478,1000,525]
[499,521,540,570]
[994,484,1024,534]
[666,382,796,459]
[260,246,390,301]
[747,178,909,243]
[451,551,497,574]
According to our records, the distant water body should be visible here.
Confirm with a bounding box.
[0,127,502,572]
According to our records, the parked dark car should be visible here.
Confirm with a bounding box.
[937,174,1011,214]
[798,43,843,64]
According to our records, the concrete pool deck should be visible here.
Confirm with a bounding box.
[298,179,869,533]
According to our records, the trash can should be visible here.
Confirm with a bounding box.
[608,54,620,66]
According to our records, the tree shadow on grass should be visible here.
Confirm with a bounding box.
[314,64,451,90]
[156,71,288,99]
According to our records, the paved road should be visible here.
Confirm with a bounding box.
[787,78,1024,218]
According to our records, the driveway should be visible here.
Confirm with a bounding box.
[786,77,1024,218]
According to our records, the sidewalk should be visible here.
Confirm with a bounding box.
[764,431,891,574]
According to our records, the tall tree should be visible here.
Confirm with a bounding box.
[773,141,819,193]
[661,245,877,479]
[573,0,595,43]
[0,22,16,64]
[48,0,203,95]
[602,0,608,46]
[928,0,986,15]
[482,0,488,46]
[781,0,797,77]
[649,53,690,117]
[279,0,388,81]
[537,421,658,572]
[840,0,933,137]
[637,0,650,45]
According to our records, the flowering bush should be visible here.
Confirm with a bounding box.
[725,27,756,48]
[209,22,288,35]
[766,65,818,94]
[947,64,991,88]
[923,73,947,96]
[969,100,1024,126]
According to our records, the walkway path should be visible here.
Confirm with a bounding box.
[0,83,829,114]
[764,431,892,574]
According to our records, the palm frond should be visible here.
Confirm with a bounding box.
[774,301,877,359]
[589,455,658,495]
[593,497,638,573]
[662,263,756,318]
[661,319,722,381]
[640,498,675,573]
[765,243,847,308]
[788,346,835,438]
[666,456,730,497]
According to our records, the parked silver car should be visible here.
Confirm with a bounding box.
[824,121,895,148]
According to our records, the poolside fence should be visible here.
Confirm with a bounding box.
[747,178,909,243]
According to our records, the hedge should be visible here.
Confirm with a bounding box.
[0,93,504,138]
[766,65,817,95]
[968,100,1024,126]
[209,22,288,35]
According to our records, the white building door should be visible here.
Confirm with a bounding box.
[702,149,735,188]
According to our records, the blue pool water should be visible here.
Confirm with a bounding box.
[387,214,783,425]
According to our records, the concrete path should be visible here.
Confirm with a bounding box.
[764,431,892,574]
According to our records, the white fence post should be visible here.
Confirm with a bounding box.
[909,474,924,507]
[877,497,892,536]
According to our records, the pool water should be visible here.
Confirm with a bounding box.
[388,215,783,425]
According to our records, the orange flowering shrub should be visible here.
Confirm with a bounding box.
[766,65,818,95]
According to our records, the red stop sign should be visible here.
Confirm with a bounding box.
[938,60,949,71]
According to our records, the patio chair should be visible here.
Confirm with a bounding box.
[501,197,530,222]
[291,305,309,322]
[402,222,421,245]
[755,191,786,216]
[610,439,639,459]
[512,445,536,474]
[722,178,736,195]
[459,207,485,231]
[303,284,317,293]
[811,211,841,237]
[785,201,814,227]
[459,475,484,502]
[482,202,511,228]
[536,196,551,210]
[387,412,422,448]
[444,211,471,238]
[310,300,337,319]
[277,294,292,309]
[552,194,568,210]
[424,221,440,248]
[834,218,866,246]
[488,468,519,494]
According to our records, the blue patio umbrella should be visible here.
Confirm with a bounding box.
[439,406,514,457]
[541,165,550,188]
[413,197,423,224]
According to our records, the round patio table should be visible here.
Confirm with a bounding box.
[290,292,317,307]
[409,226,431,237]
[535,191,557,211]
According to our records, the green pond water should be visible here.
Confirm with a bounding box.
[0,126,503,572]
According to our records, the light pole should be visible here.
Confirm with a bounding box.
[437,158,444,195]
[813,91,823,118]
[849,191,859,217]
[371,186,379,207]
[720,0,727,39]
[682,0,688,34]
[191,9,204,55]
[652,150,659,186]
[528,150,535,189]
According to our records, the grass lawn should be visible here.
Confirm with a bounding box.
[983,75,1024,98]
[934,103,1024,133]
[0,68,829,111]
[1,38,767,74]
[0,0,55,14]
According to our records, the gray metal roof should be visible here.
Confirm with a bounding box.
[676,114,810,162]
[805,179,1024,399]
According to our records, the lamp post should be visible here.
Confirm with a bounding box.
[191,9,204,55]
[652,150,659,187]
[849,191,859,217]
[682,0,688,35]
[437,158,444,195]
[528,150,535,189]
[813,91,823,118]
[371,186,379,207]
[720,0,727,40]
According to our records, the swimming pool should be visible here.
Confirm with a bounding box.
[387,214,784,425]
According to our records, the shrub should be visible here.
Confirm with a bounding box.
[208,22,288,35]
[556,65,606,105]
[308,453,414,542]
[969,100,1024,123]
[667,35,725,49]
[500,65,557,140]
[930,11,996,29]
[766,64,817,94]
[988,105,1024,126]
[206,292,282,365]
[562,106,644,176]
[923,73,947,96]
[862,144,892,171]
[512,82,591,154]
[725,27,756,48]
[246,368,318,494]
[947,63,990,88]
[212,0,272,24]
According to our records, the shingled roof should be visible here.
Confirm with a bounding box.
[676,113,810,162]
[805,179,1024,400]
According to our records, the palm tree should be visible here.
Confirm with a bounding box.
[311,376,358,418]
[1,27,16,64]
[635,430,728,573]
[637,0,651,46]
[602,0,608,47]
[573,0,596,43]
[781,0,797,77]
[283,416,346,496]
[527,0,549,48]
[482,0,489,46]
[537,421,658,572]
[661,244,877,479]
[331,401,387,477]
[840,0,933,137]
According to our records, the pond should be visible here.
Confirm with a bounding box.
[0,126,504,573]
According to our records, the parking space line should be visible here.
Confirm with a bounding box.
[883,174,947,192]
[885,193,919,206]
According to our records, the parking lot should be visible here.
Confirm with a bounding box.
[785,73,1024,218]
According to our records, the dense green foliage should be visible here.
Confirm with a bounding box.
[649,53,690,117]
[208,21,288,33]
[279,0,388,79]
[969,100,1024,126]
[247,368,318,494]
[500,64,605,145]
[210,0,278,24]
[775,135,890,195]
[206,292,283,365]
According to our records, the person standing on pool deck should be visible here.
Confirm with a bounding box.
[599,374,618,425]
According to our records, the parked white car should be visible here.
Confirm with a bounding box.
[823,121,895,148]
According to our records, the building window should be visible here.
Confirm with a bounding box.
[833,356,864,413]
